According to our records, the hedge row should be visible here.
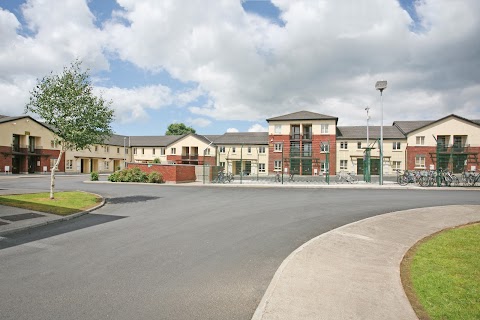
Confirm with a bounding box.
[107,167,164,183]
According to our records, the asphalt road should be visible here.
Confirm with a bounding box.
[0,176,479,320]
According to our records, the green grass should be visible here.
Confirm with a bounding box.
[409,223,480,320]
[0,191,101,216]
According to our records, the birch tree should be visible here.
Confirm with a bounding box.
[26,60,114,199]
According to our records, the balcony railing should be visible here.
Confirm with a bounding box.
[290,134,301,140]
[181,154,199,160]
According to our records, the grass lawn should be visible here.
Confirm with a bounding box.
[0,191,102,216]
[402,223,480,320]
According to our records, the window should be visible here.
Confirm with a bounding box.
[393,142,401,150]
[321,161,329,173]
[50,158,58,169]
[291,125,300,139]
[357,142,362,149]
[303,143,312,156]
[232,147,236,153]
[171,148,176,154]
[152,148,155,155]
[303,125,312,139]
[104,161,110,170]
[105,146,109,153]
[416,136,425,145]
[259,146,266,154]
[321,143,329,153]
[274,160,282,171]
[50,140,58,148]
[274,143,282,152]
[340,160,348,170]
[219,146,225,153]
[161,148,165,155]
[259,163,266,173]
[247,147,252,154]
[125,149,128,154]
[117,147,120,153]
[133,148,137,155]
[220,162,225,168]
[94,146,98,152]
[321,124,329,134]
[205,148,210,156]
[274,125,282,134]
[415,155,425,168]
[142,148,145,155]
[392,161,401,170]
[66,160,73,170]
[340,142,348,150]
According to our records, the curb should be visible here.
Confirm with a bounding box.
[0,192,105,237]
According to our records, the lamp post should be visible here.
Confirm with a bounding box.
[365,107,371,183]
[375,80,387,185]
[123,137,126,168]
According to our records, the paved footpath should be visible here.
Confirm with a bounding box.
[252,205,480,320]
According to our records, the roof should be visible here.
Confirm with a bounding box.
[337,126,406,140]
[212,132,269,145]
[394,114,480,135]
[128,135,185,147]
[0,115,57,132]
[267,110,338,122]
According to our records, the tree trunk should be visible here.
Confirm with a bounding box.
[50,148,65,200]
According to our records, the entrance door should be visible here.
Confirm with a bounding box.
[28,156,36,173]
[370,159,380,175]
[12,156,20,174]
[235,161,241,175]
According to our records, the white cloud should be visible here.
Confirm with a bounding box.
[1,0,480,128]
[187,117,211,128]
[248,123,267,132]
[226,128,239,133]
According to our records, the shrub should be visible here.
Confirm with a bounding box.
[90,171,99,181]
[153,158,161,164]
[147,171,164,183]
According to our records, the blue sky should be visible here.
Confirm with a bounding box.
[1,0,479,136]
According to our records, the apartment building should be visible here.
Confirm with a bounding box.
[267,111,338,175]
[1,112,479,175]
[213,132,269,176]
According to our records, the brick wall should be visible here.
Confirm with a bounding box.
[406,146,480,171]
[0,146,12,172]
[38,149,64,173]
[268,134,336,175]
[127,163,196,183]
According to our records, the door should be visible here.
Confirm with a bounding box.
[28,156,35,173]
[12,156,20,174]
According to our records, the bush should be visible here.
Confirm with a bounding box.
[147,171,164,183]
[107,167,163,183]
[90,171,99,181]
[153,158,161,164]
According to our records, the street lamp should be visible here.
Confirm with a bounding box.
[375,80,387,185]
[123,137,127,168]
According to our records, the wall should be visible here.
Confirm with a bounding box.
[127,163,196,183]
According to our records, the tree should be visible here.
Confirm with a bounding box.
[25,60,114,199]
[166,123,196,135]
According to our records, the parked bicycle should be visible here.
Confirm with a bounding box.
[336,171,358,184]
[288,172,295,182]
[274,172,281,182]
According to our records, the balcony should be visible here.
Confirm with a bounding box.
[181,154,199,160]
[290,134,301,140]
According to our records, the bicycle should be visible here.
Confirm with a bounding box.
[274,172,281,182]
[288,172,295,182]
[336,171,357,184]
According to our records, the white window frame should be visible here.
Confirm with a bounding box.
[259,146,266,154]
[133,148,137,155]
[393,142,401,150]
[171,147,176,155]
[247,147,252,154]
[321,124,329,134]
[50,158,58,169]
[340,142,348,150]
[259,163,266,173]
[104,161,110,170]
[220,162,225,168]
[340,160,348,170]
[152,148,155,155]
[274,160,282,171]
[415,155,425,168]
[321,161,329,173]
[161,148,165,155]
[392,161,401,170]
[219,146,225,153]
[205,148,210,156]
[274,143,283,152]
[357,142,362,149]
[66,159,73,170]
[117,147,120,154]
[416,136,425,145]
[321,144,330,153]
[232,147,236,153]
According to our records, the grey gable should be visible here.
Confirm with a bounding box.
[267,110,337,122]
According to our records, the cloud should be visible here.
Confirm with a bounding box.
[187,117,212,128]
[226,128,239,133]
[1,0,480,128]
[248,123,267,132]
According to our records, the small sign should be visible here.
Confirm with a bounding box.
[429,164,434,170]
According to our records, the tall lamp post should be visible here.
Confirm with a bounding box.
[364,107,371,183]
[375,80,387,185]
[123,137,127,168]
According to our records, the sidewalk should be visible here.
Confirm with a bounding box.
[251,205,480,320]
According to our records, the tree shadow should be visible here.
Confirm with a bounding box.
[106,195,161,204]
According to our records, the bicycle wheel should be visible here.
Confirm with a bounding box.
[451,176,460,187]
[336,175,343,184]
[398,175,408,186]
[348,175,358,184]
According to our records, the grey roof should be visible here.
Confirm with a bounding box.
[393,120,434,135]
[337,126,406,140]
[267,110,338,122]
[212,132,268,145]
[128,135,185,147]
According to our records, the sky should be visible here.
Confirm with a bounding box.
[0,0,479,136]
